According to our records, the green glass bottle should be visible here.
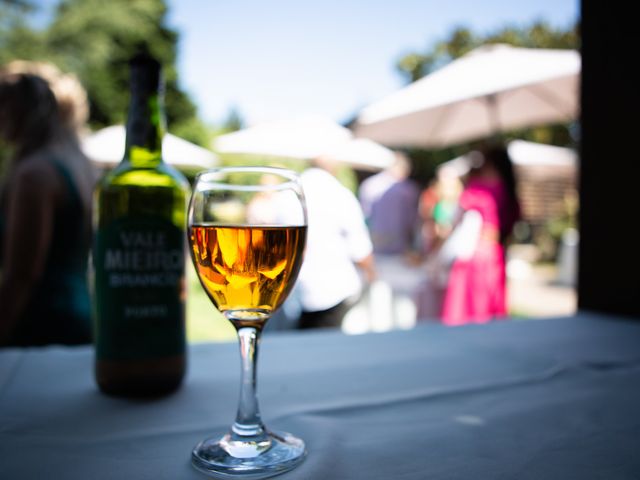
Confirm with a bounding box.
[93,54,189,396]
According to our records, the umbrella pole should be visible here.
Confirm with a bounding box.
[486,94,505,146]
[486,94,501,136]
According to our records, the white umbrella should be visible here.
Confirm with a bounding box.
[82,125,219,170]
[215,116,394,170]
[214,116,352,160]
[507,139,577,167]
[438,139,577,176]
[355,44,580,149]
[323,138,395,171]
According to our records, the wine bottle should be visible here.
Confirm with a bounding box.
[92,54,189,396]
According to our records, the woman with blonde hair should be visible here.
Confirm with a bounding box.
[0,62,95,346]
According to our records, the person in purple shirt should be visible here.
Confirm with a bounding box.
[358,152,422,329]
[359,151,421,255]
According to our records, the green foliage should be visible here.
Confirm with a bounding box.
[170,117,212,148]
[219,153,307,173]
[1,0,205,140]
[396,20,579,83]
[221,106,245,133]
[45,0,189,128]
[0,1,48,62]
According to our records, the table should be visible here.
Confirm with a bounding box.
[1,312,640,479]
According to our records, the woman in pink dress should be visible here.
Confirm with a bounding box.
[441,145,520,325]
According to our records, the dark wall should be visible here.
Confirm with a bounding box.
[578,0,640,316]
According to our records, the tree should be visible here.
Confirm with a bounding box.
[221,106,244,133]
[46,0,193,129]
[0,0,211,146]
[0,1,48,63]
[396,21,579,84]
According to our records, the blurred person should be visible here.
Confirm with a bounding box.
[417,169,461,256]
[438,144,521,325]
[431,165,462,242]
[0,62,95,346]
[295,155,375,330]
[358,151,422,328]
[418,179,439,255]
[248,171,304,332]
[415,164,463,320]
[359,151,421,255]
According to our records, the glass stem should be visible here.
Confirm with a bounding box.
[232,327,266,439]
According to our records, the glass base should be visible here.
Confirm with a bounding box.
[192,430,306,479]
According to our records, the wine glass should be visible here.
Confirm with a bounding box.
[188,166,308,479]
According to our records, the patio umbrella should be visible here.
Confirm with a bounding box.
[354,44,580,149]
[82,125,219,170]
[214,116,352,160]
[321,138,395,171]
[438,139,578,176]
[214,116,392,170]
[507,139,577,168]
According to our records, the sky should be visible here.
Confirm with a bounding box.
[167,0,579,127]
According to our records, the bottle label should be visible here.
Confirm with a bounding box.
[93,216,186,360]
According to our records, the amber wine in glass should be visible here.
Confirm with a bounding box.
[188,167,307,479]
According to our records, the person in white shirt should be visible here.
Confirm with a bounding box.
[295,156,376,329]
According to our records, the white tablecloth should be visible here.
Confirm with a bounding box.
[1,312,640,479]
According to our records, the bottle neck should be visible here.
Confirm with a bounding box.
[123,88,165,168]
